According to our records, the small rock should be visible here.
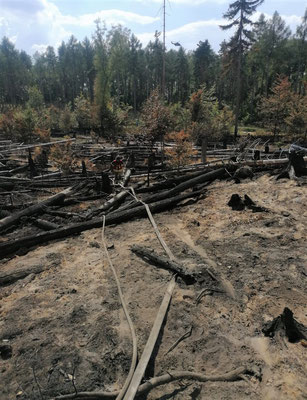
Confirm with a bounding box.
[89,241,100,248]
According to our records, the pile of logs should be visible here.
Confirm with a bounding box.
[1,136,306,262]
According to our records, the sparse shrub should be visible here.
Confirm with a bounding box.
[75,94,92,132]
[59,103,77,134]
[165,130,196,170]
[140,88,172,146]
[26,86,44,110]
[49,140,78,174]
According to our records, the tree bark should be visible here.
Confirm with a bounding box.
[0,264,50,285]
[201,136,207,163]
[30,218,60,231]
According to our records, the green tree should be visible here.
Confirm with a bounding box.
[189,87,234,160]
[0,37,32,105]
[59,103,77,134]
[189,87,218,162]
[220,0,264,138]
[82,37,95,102]
[129,34,142,112]
[93,21,110,113]
[108,25,131,106]
[285,88,307,138]
[27,86,44,110]
[194,40,216,89]
[174,47,191,105]
[259,76,294,137]
[294,9,307,95]
[74,94,92,132]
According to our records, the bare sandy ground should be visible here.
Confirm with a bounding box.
[0,173,306,399]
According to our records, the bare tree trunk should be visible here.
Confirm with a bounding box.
[201,136,207,163]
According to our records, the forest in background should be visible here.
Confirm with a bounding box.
[0,2,306,148]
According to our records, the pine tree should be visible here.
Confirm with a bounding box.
[194,40,216,89]
[259,76,294,137]
[220,0,264,138]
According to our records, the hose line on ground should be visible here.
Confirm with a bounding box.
[101,215,138,400]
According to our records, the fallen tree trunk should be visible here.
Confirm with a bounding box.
[136,167,217,194]
[0,263,50,285]
[30,218,60,231]
[0,175,30,183]
[0,210,10,218]
[131,245,197,284]
[87,170,143,218]
[33,171,62,180]
[119,168,226,214]
[0,138,76,154]
[0,189,204,259]
[131,167,226,210]
[0,187,72,232]
[44,209,85,220]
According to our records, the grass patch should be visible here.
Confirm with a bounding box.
[238,125,270,136]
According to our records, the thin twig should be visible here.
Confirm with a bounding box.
[32,366,44,400]
[164,326,193,356]
[71,365,78,396]
[196,288,225,304]
[52,366,252,399]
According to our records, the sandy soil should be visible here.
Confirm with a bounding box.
[0,173,306,399]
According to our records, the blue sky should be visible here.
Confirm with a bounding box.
[0,0,306,55]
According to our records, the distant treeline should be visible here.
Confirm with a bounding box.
[0,6,306,139]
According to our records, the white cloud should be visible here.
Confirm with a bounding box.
[253,11,302,24]
[281,14,302,25]
[137,18,228,51]
[32,43,49,53]
[137,0,228,4]
[252,11,302,34]
[8,35,18,44]
[0,0,159,54]
[167,19,225,34]
[0,0,304,55]
[60,10,159,27]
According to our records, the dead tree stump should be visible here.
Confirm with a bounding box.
[262,307,307,343]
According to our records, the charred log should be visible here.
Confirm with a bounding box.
[30,217,60,231]
[0,189,204,259]
[262,307,307,343]
[0,188,71,232]
[131,245,197,284]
